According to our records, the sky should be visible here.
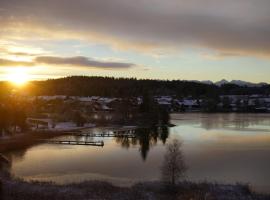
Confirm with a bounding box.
[0,0,270,83]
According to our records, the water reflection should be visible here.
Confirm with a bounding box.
[170,113,270,193]
[2,126,170,172]
[171,113,270,131]
[114,126,169,160]
[3,113,270,193]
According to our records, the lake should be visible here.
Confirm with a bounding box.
[5,113,270,193]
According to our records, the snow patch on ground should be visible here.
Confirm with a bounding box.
[52,122,95,131]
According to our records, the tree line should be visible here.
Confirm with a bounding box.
[1,76,268,98]
[0,97,27,137]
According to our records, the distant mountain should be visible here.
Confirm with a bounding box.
[200,80,214,85]
[199,79,268,87]
[215,79,229,86]
[229,80,268,87]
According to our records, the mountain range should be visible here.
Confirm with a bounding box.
[200,79,268,87]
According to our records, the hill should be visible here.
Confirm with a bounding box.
[1,76,270,97]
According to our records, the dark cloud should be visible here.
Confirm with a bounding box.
[0,58,34,67]
[0,0,270,56]
[10,52,39,56]
[35,56,135,69]
[0,56,135,69]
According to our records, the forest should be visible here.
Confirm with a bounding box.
[1,76,269,98]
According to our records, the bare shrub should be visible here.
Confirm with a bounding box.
[161,139,187,186]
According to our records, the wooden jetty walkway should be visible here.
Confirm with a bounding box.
[113,129,136,134]
[77,133,136,138]
[42,140,104,146]
[65,127,137,136]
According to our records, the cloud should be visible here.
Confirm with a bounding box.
[0,56,135,69]
[10,52,40,57]
[0,0,270,57]
[34,56,135,69]
[0,58,34,67]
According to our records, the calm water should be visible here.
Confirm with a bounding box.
[5,113,270,193]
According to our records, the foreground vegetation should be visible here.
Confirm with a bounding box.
[1,175,269,200]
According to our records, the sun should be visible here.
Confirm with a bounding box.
[6,67,30,86]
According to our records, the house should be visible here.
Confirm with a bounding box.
[26,118,53,130]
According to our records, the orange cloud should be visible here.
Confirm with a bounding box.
[1,0,270,57]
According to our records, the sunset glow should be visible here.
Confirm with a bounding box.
[0,0,270,83]
[6,67,30,86]
[1,1,270,198]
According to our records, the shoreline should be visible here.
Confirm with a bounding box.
[0,131,69,153]
[0,124,98,153]
[0,124,138,153]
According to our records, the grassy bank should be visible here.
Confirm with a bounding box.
[0,175,269,200]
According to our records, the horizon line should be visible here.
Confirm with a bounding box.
[0,75,269,85]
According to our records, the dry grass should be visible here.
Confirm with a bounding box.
[1,175,269,200]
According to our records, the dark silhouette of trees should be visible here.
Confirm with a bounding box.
[13,107,27,132]
[158,107,170,124]
[72,111,86,127]
[159,126,169,144]
[114,127,170,160]
[140,92,156,113]
[222,97,232,111]
[138,92,171,126]
[0,99,27,136]
[161,139,187,185]
[201,98,219,112]
[0,106,9,137]
[12,76,268,98]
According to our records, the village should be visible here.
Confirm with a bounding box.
[23,94,270,132]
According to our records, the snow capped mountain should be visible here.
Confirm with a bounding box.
[230,80,268,87]
[188,79,268,87]
[201,80,214,85]
[214,79,268,87]
[215,79,229,86]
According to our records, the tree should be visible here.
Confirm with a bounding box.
[159,107,169,125]
[140,91,155,113]
[161,139,187,185]
[72,111,86,127]
[201,98,218,112]
[15,108,27,132]
[222,96,231,111]
[0,106,9,137]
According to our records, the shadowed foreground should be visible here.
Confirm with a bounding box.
[1,176,269,200]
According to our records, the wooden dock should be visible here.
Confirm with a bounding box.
[77,127,137,137]
[77,127,137,138]
[113,129,136,134]
[44,140,104,146]
[77,133,136,138]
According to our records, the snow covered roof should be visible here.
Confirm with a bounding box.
[180,99,198,106]
[36,95,66,100]
[98,97,118,104]
[77,97,96,102]
[101,105,113,110]
[157,100,171,105]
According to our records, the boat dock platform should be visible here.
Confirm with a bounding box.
[42,140,104,146]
